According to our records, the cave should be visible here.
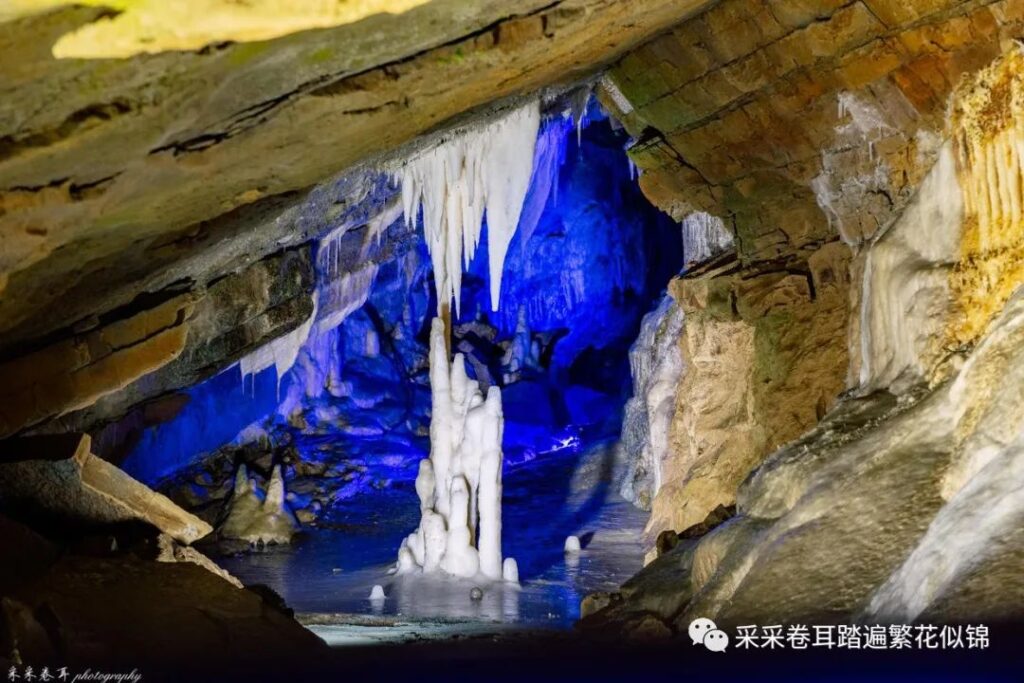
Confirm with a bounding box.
[3,2,1024,681]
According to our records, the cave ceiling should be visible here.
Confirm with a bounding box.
[0,0,710,354]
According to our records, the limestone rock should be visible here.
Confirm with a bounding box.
[0,293,195,437]
[4,553,325,668]
[156,533,244,589]
[0,0,712,355]
[644,239,851,544]
[580,591,621,619]
[0,434,212,544]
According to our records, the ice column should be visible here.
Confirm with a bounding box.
[397,317,512,581]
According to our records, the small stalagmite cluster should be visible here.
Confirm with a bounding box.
[220,464,299,545]
[396,318,517,583]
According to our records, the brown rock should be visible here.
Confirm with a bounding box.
[580,591,621,619]
[0,0,716,352]
[0,434,212,544]
[0,293,195,437]
[624,614,674,640]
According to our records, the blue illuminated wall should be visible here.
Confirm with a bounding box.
[121,105,681,495]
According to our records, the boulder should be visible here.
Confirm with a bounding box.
[0,434,212,544]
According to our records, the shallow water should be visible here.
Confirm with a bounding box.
[215,439,647,639]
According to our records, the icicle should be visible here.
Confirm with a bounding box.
[318,264,378,333]
[393,102,540,314]
[239,292,319,395]
[680,212,734,267]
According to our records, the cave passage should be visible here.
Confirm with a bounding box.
[111,101,682,632]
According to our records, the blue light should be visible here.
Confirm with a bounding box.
[122,102,681,504]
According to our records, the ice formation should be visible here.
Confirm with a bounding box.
[619,294,685,506]
[811,91,899,245]
[564,535,581,553]
[240,292,320,397]
[395,101,540,315]
[219,464,299,544]
[600,75,634,115]
[681,212,733,267]
[502,557,519,584]
[856,143,961,392]
[318,263,378,333]
[369,585,386,601]
[397,317,515,582]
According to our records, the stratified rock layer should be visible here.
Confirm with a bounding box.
[585,43,1024,630]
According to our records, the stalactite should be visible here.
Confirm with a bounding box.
[239,292,319,398]
[393,101,540,316]
[680,211,733,267]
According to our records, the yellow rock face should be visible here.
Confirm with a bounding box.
[950,50,1024,347]
[5,0,431,59]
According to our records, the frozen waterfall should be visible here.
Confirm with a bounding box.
[619,295,685,508]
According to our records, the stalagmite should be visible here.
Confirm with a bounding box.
[220,465,261,538]
[415,459,435,512]
[421,510,447,573]
[440,476,480,578]
[396,317,513,582]
[477,387,504,580]
[243,465,299,544]
[220,464,299,544]
[564,535,581,553]
[502,557,519,584]
[394,101,540,316]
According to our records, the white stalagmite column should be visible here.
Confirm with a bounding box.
[415,459,435,512]
[397,317,511,581]
[428,318,454,519]
[477,386,504,579]
[441,476,480,578]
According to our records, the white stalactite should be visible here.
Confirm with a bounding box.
[240,292,320,397]
[398,316,512,582]
[394,102,540,315]
[680,212,733,267]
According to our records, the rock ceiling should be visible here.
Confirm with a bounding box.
[0,0,709,353]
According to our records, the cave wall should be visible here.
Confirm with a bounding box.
[0,0,712,357]
[599,0,1024,543]
[583,2,1024,632]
